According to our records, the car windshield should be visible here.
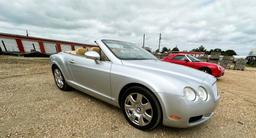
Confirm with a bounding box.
[102,40,157,60]
[187,55,201,62]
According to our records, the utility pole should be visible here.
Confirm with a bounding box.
[158,33,161,51]
[26,30,29,37]
[142,34,145,48]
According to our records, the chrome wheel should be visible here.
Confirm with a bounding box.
[54,69,64,88]
[124,93,153,126]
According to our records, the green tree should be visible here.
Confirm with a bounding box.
[213,48,222,52]
[224,49,237,56]
[198,45,206,52]
[191,45,207,52]
[205,49,213,55]
[172,46,179,52]
[162,47,168,53]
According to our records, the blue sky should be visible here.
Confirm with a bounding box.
[0,0,255,55]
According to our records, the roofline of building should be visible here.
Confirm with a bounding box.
[0,32,97,47]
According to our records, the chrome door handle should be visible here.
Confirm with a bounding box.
[69,60,75,64]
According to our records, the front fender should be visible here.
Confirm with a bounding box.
[110,64,188,105]
[50,53,72,81]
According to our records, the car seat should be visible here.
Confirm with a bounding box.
[90,47,100,54]
[75,47,88,55]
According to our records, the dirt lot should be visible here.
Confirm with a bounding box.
[0,56,255,138]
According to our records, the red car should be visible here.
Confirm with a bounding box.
[162,53,225,77]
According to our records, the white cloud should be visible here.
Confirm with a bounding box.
[0,0,255,55]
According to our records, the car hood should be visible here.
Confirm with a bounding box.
[122,60,216,85]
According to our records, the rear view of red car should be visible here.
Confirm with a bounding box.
[162,53,224,77]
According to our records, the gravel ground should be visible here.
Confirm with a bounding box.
[0,56,255,138]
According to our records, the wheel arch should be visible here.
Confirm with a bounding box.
[118,83,163,114]
[118,83,164,128]
[199,66,212,74]
[51,63,64,74]
[51,62,69,80]
[51,61,67,79]
[51,63,59,72]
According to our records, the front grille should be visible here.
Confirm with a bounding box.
[189,115,203,123]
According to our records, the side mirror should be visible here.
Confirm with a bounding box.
[84,51,100,63]
[184,59,189,62]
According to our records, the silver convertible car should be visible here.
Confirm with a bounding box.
[50,39,220,130]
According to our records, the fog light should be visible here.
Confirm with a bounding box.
[169,114,182,121]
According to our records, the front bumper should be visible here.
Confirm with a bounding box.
[213,68,225,78]
[159,93,220,128]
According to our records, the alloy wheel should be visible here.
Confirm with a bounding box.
[54,69,64,88]
[124,93,153,126]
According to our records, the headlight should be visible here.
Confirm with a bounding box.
[184,87,196,101]
[198,86,208,101]
[217,65,222,70]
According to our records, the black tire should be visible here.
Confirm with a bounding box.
[200,67,212,75]
[120,86,162,130]
[52,66,71,91]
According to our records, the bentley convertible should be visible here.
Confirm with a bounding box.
[50,39,220,130]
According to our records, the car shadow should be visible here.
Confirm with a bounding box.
[69,88,120,109]
[67,87,209,133]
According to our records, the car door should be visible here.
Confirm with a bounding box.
[67,54,112,99]
[186,61,197,69]
[184,55,200,69]
[170,55,188,66]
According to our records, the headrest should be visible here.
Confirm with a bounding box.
[90,47,100,53]
[75,47,87,55]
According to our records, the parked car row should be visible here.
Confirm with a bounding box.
[50,39,220,130]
